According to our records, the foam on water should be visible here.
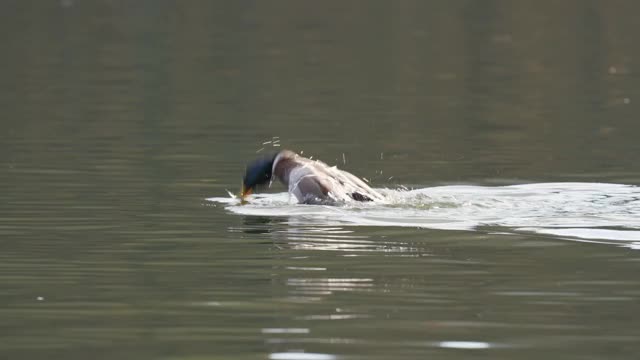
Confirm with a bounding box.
[207,183,640,249]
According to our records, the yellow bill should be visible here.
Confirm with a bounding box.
[240,183,252,204]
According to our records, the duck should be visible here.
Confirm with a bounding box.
[241,149,385,204]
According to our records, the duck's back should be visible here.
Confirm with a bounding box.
[273,150,384,204]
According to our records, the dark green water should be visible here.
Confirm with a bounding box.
[2,1,640,359]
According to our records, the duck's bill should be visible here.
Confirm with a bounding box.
[240,185,252,203]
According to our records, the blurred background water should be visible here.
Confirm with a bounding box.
[1,1,640,359]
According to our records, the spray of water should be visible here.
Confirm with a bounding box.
[208,182,640,249]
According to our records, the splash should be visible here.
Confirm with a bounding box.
[207,183,640,249]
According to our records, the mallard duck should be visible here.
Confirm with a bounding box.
[241,149,385,204]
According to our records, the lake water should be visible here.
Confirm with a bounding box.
[2,1,640,359]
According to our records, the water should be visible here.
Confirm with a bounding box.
[2,1,640,359]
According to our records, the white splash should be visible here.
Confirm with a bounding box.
[207,183,640,249]
[437,341,492,349]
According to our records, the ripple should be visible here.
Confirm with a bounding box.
[262,328,310,334]
[269,353,336,360]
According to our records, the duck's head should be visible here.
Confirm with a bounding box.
[241,152,278,200]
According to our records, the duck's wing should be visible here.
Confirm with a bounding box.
[305,160,385,203]
[333,168,385,202]
[293,174,333,204]
[287,164,334,204]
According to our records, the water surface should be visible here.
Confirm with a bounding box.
[2,1,640,359]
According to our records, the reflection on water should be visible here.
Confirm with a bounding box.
[287,277,374,296]
[232,216,281,235]
[231,216,418,253]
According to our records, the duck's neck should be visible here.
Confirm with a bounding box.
[272,150,298,186]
